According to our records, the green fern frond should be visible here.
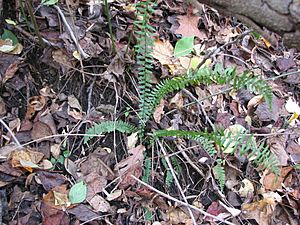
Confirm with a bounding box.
[213,160,225,191]
[134,0,157,131]
[142,66,273,125]
[84,121,138,144]
[153,129,280,176]
[142,158,152,183]
[218,130,279,175]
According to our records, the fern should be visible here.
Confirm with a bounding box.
[142,65,273,126]
[213,160,225,191]
[142,158,152,183]
[134,0,156,130]
[84,121,137,143]
[152,129,280,176]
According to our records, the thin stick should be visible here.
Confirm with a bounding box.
[53,5,89,59]
[20,133,104,147]
[183,89,216,132]
[0,118,22,148]
[131,175,235,225]
[157,140,197,225]
[196,30,252,71]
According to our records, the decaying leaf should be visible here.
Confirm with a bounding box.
[114,145,145,188]
[153,99,165,123]
[175,14,207,40]
[11,148,44,172]
[242,192,282,225]
[87,194,110,212]
[238,179,255,198]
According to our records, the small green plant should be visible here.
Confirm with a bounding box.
[84,0,279,190]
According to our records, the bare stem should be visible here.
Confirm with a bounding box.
[104,0,116,54]
[25,0,45,47]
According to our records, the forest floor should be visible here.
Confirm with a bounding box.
[0,0,300,224]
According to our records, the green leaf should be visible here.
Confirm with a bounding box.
[5,19,17,26]
[69,181,87,204]
[41,0,59,6]
[174,36,194,57]
[252,31,261,39]
[63,150,70,158]
[1,29,18,45]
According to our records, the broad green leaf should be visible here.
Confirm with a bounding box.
[1,29,18,45]
[41,0,59,6]
[69,181,87,204]
[174,36,194,58]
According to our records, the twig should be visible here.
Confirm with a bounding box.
[196,30,252,71]
[53,5,89,59]
[164,87,233,117]
[176,143,205,177]
[20,133,104,147]
[86,77,96,116]
[0,118,22,148]
[14,24,58,47]
[157,140,198,225]
[25,0,45,47]
[131,175,236,225]
[182,89,216,132]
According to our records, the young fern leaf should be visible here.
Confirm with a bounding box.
[143,66,273,125]
[84,121,138,144]
[134,0,156,131]
[213,160,225,191]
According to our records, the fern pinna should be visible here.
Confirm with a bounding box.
[134,0,156,131]
[84,121,137,144]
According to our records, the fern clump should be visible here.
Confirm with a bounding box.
[134,0,156,130]
[84,121,137,144]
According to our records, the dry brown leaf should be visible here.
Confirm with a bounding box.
[152,39,174,65]
[87,194,110,212]
[170,92,183,108]
[166,208,193,225]
[84,172,107,200]
[242,192,281,225]
[11,148,44,172]
[25,96,46,120]
[261,167,293,190]
[153,99,165,123]
[52,49,75,73]
[176,14,207,40]
[267,135,289,166]
[31,121,53,140]
[0,96,6,116]
[114,145,145,188]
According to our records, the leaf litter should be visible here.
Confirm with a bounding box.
[0,0,299,224]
